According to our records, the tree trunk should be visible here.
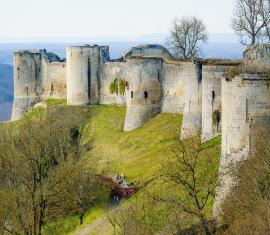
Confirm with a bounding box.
[38,201,46,235]
[198,213,212,235]
[79,214,84,225]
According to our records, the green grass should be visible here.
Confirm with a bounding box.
[43,203,109,235]
[46,98,67,106]
[24,107,45,119]
[6,104,221,235]
[84,105,183,182]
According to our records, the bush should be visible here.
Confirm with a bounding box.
[109,78,128,96]
[221,133,270,235]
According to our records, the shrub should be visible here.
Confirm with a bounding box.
[109,78,128,96]
[221,131,270,234]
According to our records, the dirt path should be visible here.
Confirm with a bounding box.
[74,209,114,235]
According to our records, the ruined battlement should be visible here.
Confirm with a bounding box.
[123,44,173,60]
[243,44,270,66]
[11,49,66,120]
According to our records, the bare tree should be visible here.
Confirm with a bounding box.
[259,0,270,41]
[152,137,219,235]
[106,199,159,235]
[221,129,270,234]
[0,115,95,234]
[166,16,208,60]
[231,0,267,45]
[54,162,106,225]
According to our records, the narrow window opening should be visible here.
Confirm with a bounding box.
[157,69,160,82]
[212,90,215,105]
[88,58,91,99]
[246,99,249,123]
[17,67,20,71]
[198,63,203,82]
[131,91,134,98]
[144,91,148,99]
[51,83,54,92]
[26,86,29,96]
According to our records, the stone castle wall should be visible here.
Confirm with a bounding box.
[11,43,270,217]
[161,62,187,114]
[180,62,202,139]
[40,58,66,99]
[12,50,66,120]
[99,62,126,105]
[243,44,270,66]
[201,65,230,142]
[213,73,270,216]
[123,58,163,131]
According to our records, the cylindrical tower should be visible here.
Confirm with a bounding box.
[66,45,100,105]
[11,50,41,120]
[124,58,163,131]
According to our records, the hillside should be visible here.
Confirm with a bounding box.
[0,63,13,121]
[1,103,221,234]
[33,104,219,235]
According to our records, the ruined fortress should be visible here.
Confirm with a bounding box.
[11,43,270,214]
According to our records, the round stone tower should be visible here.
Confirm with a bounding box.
[123,58,163,131]
[66,45,101,105]
[11,50,42,120]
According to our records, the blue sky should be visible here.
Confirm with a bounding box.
[0,0,234,39]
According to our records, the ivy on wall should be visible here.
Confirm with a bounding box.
[109,78,128,96]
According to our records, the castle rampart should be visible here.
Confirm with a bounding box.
[11,50,66,120]
[123,58,163,131]
[99,61,127,105]
[180,62,202,139]
[161,62,187,114]
[10,42,270,217]
[201,65,230,142]
[213,72,270,216]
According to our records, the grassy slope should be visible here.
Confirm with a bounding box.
[1,103,221,234]
[85,105,183,182]
[43,104,184,234]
